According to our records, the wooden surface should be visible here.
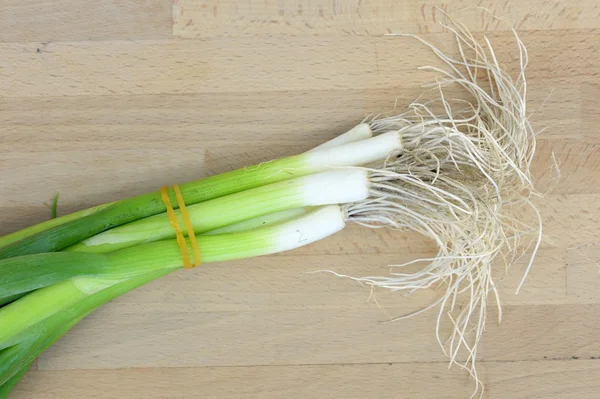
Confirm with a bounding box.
[1,1,600,398]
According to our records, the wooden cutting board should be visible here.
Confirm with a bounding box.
[2,1,599,398]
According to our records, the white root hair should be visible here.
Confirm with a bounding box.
[332,12,543,398]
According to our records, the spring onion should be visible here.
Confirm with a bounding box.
[0,132,400,259]
[0,14,544,399]
[65,169,370,253]
[0,124,373,251]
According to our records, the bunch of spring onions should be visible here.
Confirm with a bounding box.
[0,15,542,398]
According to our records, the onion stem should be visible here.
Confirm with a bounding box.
[0,133,398,259]
[66,169,367,254]
[0,206,345,349]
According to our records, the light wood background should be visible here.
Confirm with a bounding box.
[1,1,600,398]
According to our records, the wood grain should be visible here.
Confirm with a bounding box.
[173,0,600,37]
[14,359,600,399]
[2,1,600,398]
[0,1,172,42]
[2,32,599,98]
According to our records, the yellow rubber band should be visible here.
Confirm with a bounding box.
[173,184,201,267]
[160,186,192,269]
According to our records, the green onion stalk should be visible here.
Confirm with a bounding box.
[0,127,384,396]
[0,205,348,392]
[0,126,388,259]
[0,122,374,254]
